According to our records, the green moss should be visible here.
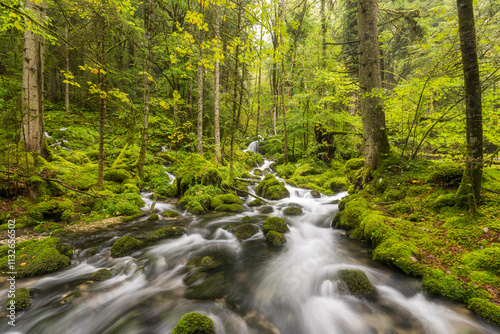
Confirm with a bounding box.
[468,298,500,325]
[423,269,480,302]
[0,238,71,278]
[163,210,180,218]
[338,270,376,296]
[276,164,297,178]
[326,177,349,193]
[358,213,393,246]
[310,190,321,198]
[89,268,112,281]
[248,198,264,207]
[372,237,421,275]
[28,198,75,222]
[462,246,500,276]
[432,193,456,209]
[147,213,159,221]
[283,206,302,215]
[428,163,463,188]
[103,169,132,183]
[265,230,286,246]
[7,288,31,311]
[245,153,264,167]
[259,206,274,213]
[176,154,222,196]
[262,217,289,234]
[337,197,369,229]
[214,204,244,213]
[110,236,143,257]
[345,158,365,171]
[234,224,259,240]
[179,185,222,215]
[172,312,215,334]
[149,226,186,240]
[34,222,62,233]
[255,174,290,200]
[184,271,230,300]
[50,228,68,238]
[382,189,406,202]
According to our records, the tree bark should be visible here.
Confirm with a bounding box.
[320,0,326,68]
[256,27,263,137]
[97,16,107,190]
[138,0,154,179]
[21,0,47,158]
[197,2,204,156]
[64,21,70,113]
[457,0,483,210]
[357,0,390,168]
[279,0,288,164]
[214,4,221,163]
[230,3,241,177]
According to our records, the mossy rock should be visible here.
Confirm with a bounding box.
[241,216,253,223]
[246,153,264,167]
[265,231,286,246]
[292,164,324,177]
[345,158,365,171]
[338,270,376,297]
[432,193,456,209]
[147,213,159,221]
[462,246,500,276]
[283,206,302,216]
[89,268,112,281]
[234,224,259,240]
[310,190,321,198]
[428,163,463,188]
[262,217,289,234]
[259,206,274,213]
[172,312,215,334]
[110,236,143,257]
[179,185,222,215]
[326,177,349,193]
[468,298,500,325]
[34,222,62,233]
[211,193,243,206]
[162,210,180,218]
[7,288,31,311]
[149,226,186,240]
[59,292,82,305]
[253,169,264,176]
[50,228,68,238]
[176,154,222,196]
[184,271,230,300]
[0,238,71,278]
[338,196,369,229]
[248,198,264,207]
[214,204,244,213]
[255,174,290,200]
[28,198,75,222]
[103,169,132,183]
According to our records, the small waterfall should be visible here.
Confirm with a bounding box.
[244,141,259,153]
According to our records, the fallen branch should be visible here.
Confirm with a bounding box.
[228,184,268,204]
[484,188,500,195]
[0,170,104,198]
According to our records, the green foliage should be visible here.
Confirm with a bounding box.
[262,217,289,234]
[143,164,177,197]
[245,152,264,167]
[149,226,185,240]
[89,268,112,281]
[0,238,71,278]
[338,270,376,296]
[7,288,31,312]
[265,230,286,246]
[345,158,365,171]
[234,223,259,239]
[176,154,222,196]
[255,174,290,200]
[103,169,132,183]
[172,312,215,334]
[110,236,143,257]
[179,185,222,215]
[468,298,500,325]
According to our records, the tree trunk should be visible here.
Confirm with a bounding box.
[197,2,204,156]
[138,0,154,179]
[230,5,241,177]
[256,27,263,137]
[279,0,288,164]
[457,0,483,211]
[320,0,326,68]
[214,4,221,163]
[65,22,70,113]
[357,0,390,169]
[97,17,107,190]
[21,0,47,158]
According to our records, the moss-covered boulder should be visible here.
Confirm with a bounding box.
[147,213,159,221]
[110,236,143,257]
[149,226,186,240]
[184,271,230,300]
[338,270,376,297]
[28,198,75,222]
[211,193,243,208]
[7,288,32,311]
[310,190,321,198]
[104,169,132,183]
[468,298,500,325]
[266,231,286,246]
[262,217,289,234]
[176,154,222,196]
[248,198,265,207]
[163,210,180,218]
[172,312,215,334]
[345,158,365,171]
[234,224,259,240]
[432,194,456,209]
[89,268,112,281]
[259,205,274,213]
[246,153,264,167]
[0,238,71,278]
[179,185,222,215]
[283,206,303,216]
[255,174,290,200]
[253,169,264,176]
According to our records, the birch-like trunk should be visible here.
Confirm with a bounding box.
[214,4,221,163]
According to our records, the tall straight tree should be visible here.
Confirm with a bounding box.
[21,0,48,158]
[456,0,483,211]
[357,0,390,169]
[138,0,154,179]
[197,1,204,156]
[214,3,221,163]
[97,13,107,190]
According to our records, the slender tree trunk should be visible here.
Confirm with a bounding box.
[138,0,154,179]
[97,17,107,190]
[357,0,390,169]
[64,22,70,113]
[279,0,288,164]
[272,61,278,135]
[230,6,241,177]
[214,4,221,163]
[21,0,47,158]
[256,27,263,137]
[197,2,204,156]
[320,0,326,68]
[457,0,483,211]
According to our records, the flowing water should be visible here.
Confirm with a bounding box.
[1,144,499,333]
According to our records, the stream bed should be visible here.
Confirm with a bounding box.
[1,155,499,334]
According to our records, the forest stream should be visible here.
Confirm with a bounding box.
[0,143,499,334]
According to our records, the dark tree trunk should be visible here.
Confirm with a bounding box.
[97,16,107,190]
[457,0,483,211]
[197,3,204,156]
[357,0,390,169]
[214,4,221,163]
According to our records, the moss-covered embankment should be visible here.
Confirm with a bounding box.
[333,156,500,325]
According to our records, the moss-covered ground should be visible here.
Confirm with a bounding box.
[335,156,500,324]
